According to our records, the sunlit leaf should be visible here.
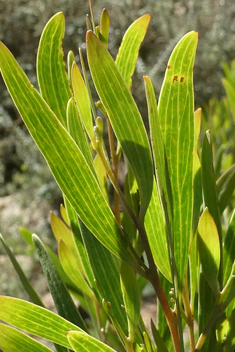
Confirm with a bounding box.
[58,239,94,299]
[0,296,81,348]
[67,331,116,352]
[197,208,220,294]
[0,323,54,352]
[115,14,150,88]
[157,31,198,289]
[87,31,153,221]
[37,12,72,127]
[71,62,95,146]
[0,41,137,268]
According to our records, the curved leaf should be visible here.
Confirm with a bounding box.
[0,296,81,348]
[115,14,150,88]
[0,323,54,352]
[37,12,72,126]
[0,41,137,268]
[158,31,198,289]
[67,331,116,352]
[87,31,153,221]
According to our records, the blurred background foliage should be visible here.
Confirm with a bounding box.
[1,0,235,250]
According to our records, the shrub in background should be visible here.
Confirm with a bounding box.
[1,3,235,352]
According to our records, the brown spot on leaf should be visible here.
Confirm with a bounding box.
[180,77,185,83]
[168,65,171,69]
[173,75,178,83]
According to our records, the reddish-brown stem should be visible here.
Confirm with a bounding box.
[182,276,195,351]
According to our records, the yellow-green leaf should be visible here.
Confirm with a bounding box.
[197,208,220,294]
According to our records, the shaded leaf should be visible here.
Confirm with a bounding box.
[222,78,235,120]
[201,130,222,286]
[120,261,141,341]
[223,210,235,286]
[197,208,220,294]
[37,12,72,126]
[0,234,43,307]
[79,222,128,336]
[0,323,54,352]
[0,296,81,348]
[33,234,88,332]
[151,320,169,352]
[87,31,153,221]
[216,163,235,214]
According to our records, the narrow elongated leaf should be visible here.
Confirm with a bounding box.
[71,62,95,146]
[33,234,88,332]
[151,320,169,352]
[79,222,128,336]
[0,323,54,352]
[60,204,69,225]
[223,210,235,286]
[99,9,110,48]
[115,14,150,88]
[120,261,140,341]
[157,31,198,289]
[63,196,95,289]
[145,180,171,282]
[144,75,172,282]
[93,154,109,202]
[225,309,235,349]
[216,163,235,214]
[197,208,220,294]
[201,130,222,287]
[0,296,81,348]
[222,78,235,120]
[87,31,153,221]
[58,239,94,299]
[67,331,116,352]
[0,41,137,268]
[201,131,222,235]
[0,234,43,306]
[37,12,72,126]
[50,211,78,259]
[194,108,201,149]
[67,97,94,173]
[192,150,202,236]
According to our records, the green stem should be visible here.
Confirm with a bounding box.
[194,304,222,351]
